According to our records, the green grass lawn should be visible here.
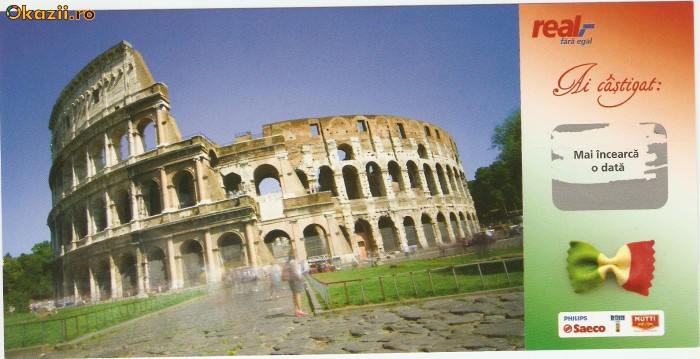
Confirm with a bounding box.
[311,248,523,309]
[4,290,206,350]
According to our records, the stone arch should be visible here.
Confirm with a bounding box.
[446,166,457,194]
[223,172,243,197]
[180,240,206,287]
[449,212,461,239]
[114,188,132,225]
[264,230,292,261]
[119,253,138,297]
[95,260,111,300]
[365,162,386,197]
[387,161,405,193]
[208,150,219,167]
[435,164,450,195]
[406,160,422,189]
[403,216,419,247]
[342,165,364,200]
[147,247,169,292]
[62,162,73,193]
[354,218,377,259]
[173,170,197,208]
[135,118,158,153]
[254,164,282,195]
[295,169,310,190]
[378,216,400,252]
[436,212,450,243]
[75,150,88,182]
[75,205,88,239]
[423,164,439,195]
[144,179,162,216]
[421,213,437,247]
[92,197,107,233]
[303,224,329,259]
[459,212,470,237]
[317,166,338,196]
[417,144,429,159]
[89,138,106,172]
[75,265,91,300]
[218,232,245,272]
[116,129,129,161]
[337,143,354,161]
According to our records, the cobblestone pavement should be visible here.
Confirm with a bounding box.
[45,287,524,357]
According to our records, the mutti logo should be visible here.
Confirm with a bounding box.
[632,315,659,330]
[532,15,594,38]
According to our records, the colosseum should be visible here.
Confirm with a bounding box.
[47,41,480,301]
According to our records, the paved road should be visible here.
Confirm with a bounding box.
[45,286,524,357]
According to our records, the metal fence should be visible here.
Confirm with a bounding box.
[310,257,523,309]
[4,290,203,350]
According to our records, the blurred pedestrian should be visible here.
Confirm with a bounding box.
[268,261,282,298]
[282,248,308,317]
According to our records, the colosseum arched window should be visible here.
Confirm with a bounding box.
[95,260,111,300]
[180,240,206,287]
[223,172,243,197]
[378,216,400,252]
[459,212,469,237]
[342,165,364,200]
[423,164,439,195]
[62,162,73,192]
[354,219,377,258]
[387,161,405,193]
[92,197,108,233]
[89,138,106,173]
[366,162,386,197]
[317,166,338,196]
[136,119,158,154]
[449,212,460,238]
[218,233,245,272]
[254,164,282,196]
[75,205,88,239]
[264,230,292,261]
[75,151,88,182]
[337,143,354,161]
[119,253,138,296]
[304,224,329,259]
[295,169,310,190]
[406,161,422,189]
[435,164,450,195]
[417,144,429,159]
[112,129,129,162]
[173,170,196,208]
[403,216,419,247]
[436,212,450,243]
[114,189,132,225]
[147,247,169,292]
[421,214,436,247]
[144,180,162,216]
[75,266,91,300]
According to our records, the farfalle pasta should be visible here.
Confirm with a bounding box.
[566,240,655,296]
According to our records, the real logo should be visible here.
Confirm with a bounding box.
[532,15,594,38]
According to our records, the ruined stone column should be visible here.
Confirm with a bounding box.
[109,255,117,299]
[127,120,136,158]
[134,247,145,296]
[159,167,171,211]
[194,157,209,203]
[104,191,113,229]
[203,230,218,283]
[324,214,338,258]
[245,222,258,267]
[129,181,140,221]
[392,215,409,252]
[103,133,112,168]
[88,264,97,302]
[167,238,178,290]
[155,106,166,147]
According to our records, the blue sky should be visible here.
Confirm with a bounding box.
[0,5,520,256]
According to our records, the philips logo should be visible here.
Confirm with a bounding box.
[563,315,587,321]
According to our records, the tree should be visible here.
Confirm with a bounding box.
[468,109,522,224]
[3,241,54,313]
